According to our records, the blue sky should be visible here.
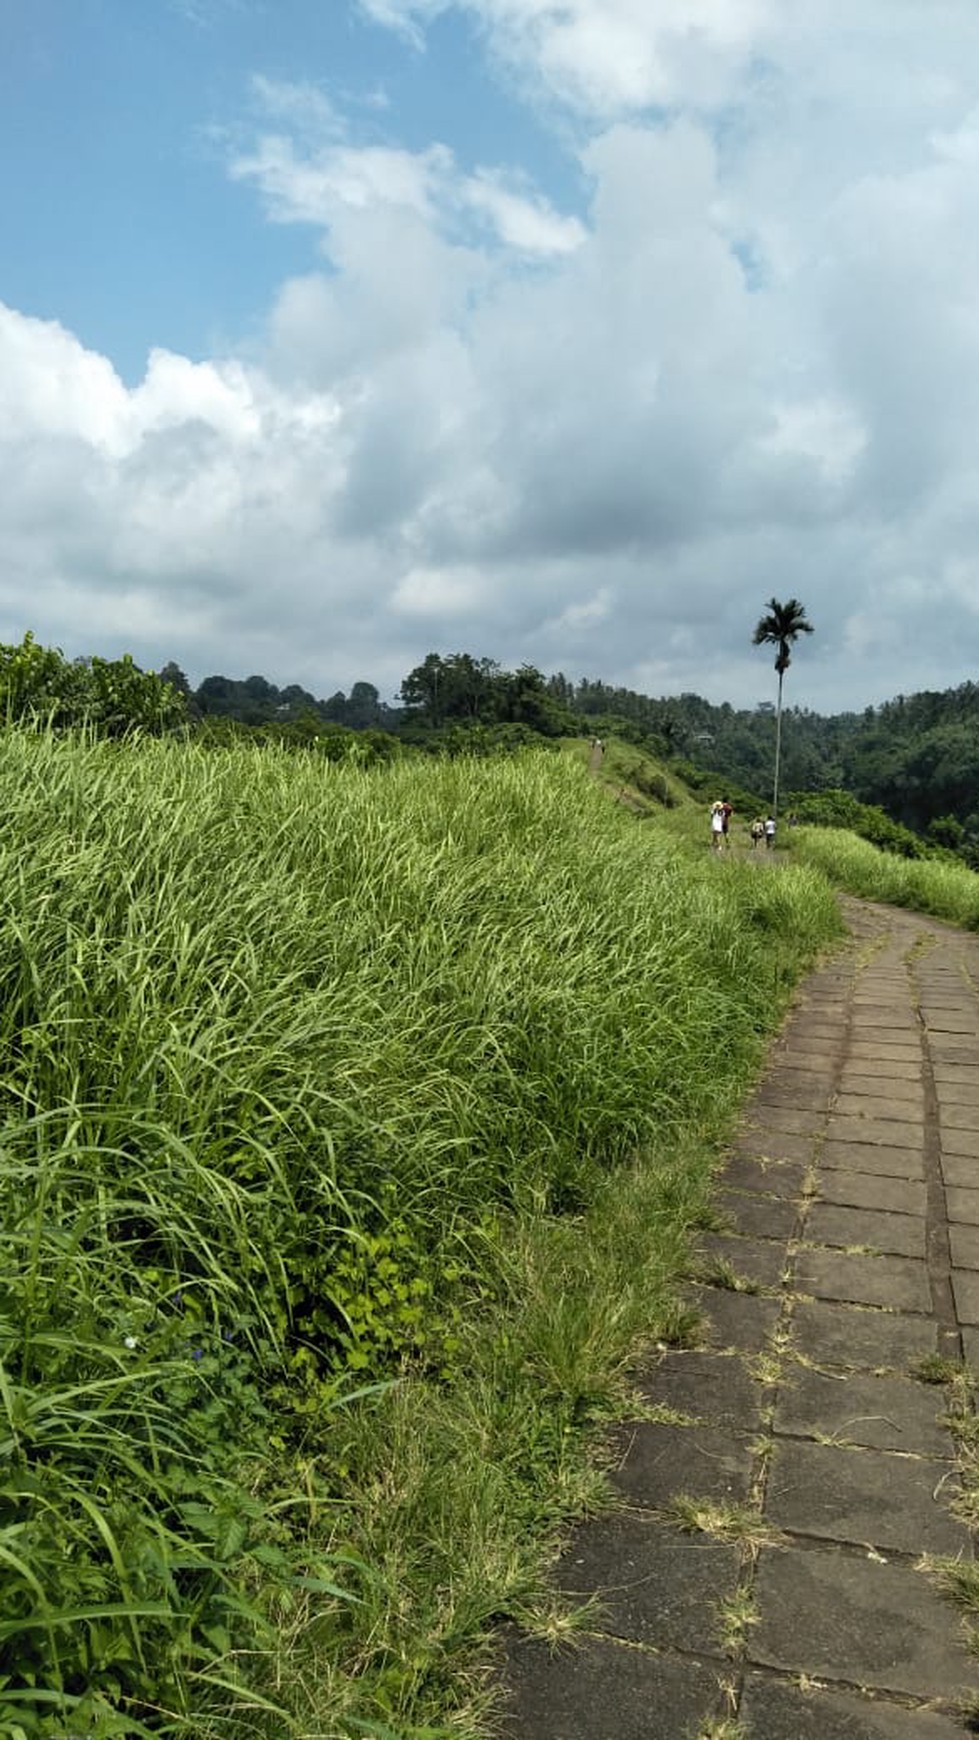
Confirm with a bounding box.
[4,1,979,710]
[1,1,574,378]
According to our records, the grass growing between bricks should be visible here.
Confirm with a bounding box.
[665,1498,781,1553]
[0,730,842,1737]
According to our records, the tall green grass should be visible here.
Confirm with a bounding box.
[791,825,979,928]
[0,732,841,1735]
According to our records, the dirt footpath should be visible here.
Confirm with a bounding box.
[502,898,979,1739]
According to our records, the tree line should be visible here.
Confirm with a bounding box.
[4,632,979,859]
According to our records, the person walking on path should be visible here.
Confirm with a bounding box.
[750,817,765,849]
[710,802,725,852]
[720,798,734,850]
[764,813,776,849]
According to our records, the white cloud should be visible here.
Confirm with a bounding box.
[248,75,343,137]
[0,309,131,453]
[230,136,449,225]
[9,10,979,711]
[461,169,586,253]
[391,564,491,617]
[359,0,772,114]
[757,399,866,489]
[230,86,583,257]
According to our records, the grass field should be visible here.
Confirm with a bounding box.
[0,731,842,1737]
[791,824,979,929]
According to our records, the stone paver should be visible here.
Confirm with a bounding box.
[500,1633,721,1739]
[933,1077,979,1105]
[778,1045,841,1070]
[839,1071,924,1100]
[950,1270,979,1325]
[804,1201,925,1258]
[949,1224,979,1269]
[790,1297,937,1368]
[793,1247,932,1313]
[846,1054,927,1080]
[501,899,979,1740]
[552,1518,738,1653]
[940,1101,979,1130]
[754,1079,834,1110]
[752,1548,973,1699]
[824,1116,923,1150]
[715,1188,798,1241]
[765,1438,967,1554]
[778,1032,842,1056]
[925,1013,979,1033]
[745,1103,826,1135]
[947,1185,979,1225]
[721,1154,807,1195]
[942,1127,979,1158]
[834,1093,925,1122]
[821,1139,925,1178]
[932,1044,979,1066]
[847,1041,922,1063]
[939,1152,979,1188]
[695,1232,787,1287]
[732,1126,817,1164]
[740,1674,969,1738]
[635,1351,764,1429]
[816,1170,927,1216]
[686,1283,781,1351]
[774,1367,954,1455]
[610,1422,753,1509]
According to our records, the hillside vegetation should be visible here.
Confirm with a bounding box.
[792,825,979,930]
[6,629,979,861]
[1,730,841,1737]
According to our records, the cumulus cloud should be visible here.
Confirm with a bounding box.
[358,0,773,113]
[6,9,979,709]
[229,81,585,257]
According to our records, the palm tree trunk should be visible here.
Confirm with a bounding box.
[773,669,784,822]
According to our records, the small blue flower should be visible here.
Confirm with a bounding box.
[191,1347,204,1362]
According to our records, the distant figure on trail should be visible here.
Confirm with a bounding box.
[750,818,765,849]
[710,802,725,852]
[765,815,776,850]
[591,737,604,755]
[720,798,733,850]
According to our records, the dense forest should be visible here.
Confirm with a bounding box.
[5,634,979,857]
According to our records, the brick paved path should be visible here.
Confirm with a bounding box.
[503,900,979,1738]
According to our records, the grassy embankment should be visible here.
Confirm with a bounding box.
[0,731,841,1739]
[791,825,979,930]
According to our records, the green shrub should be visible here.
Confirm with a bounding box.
[0,633,186,735]
[789,788,925,858]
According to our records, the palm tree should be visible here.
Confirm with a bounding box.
[752,597,814,823]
